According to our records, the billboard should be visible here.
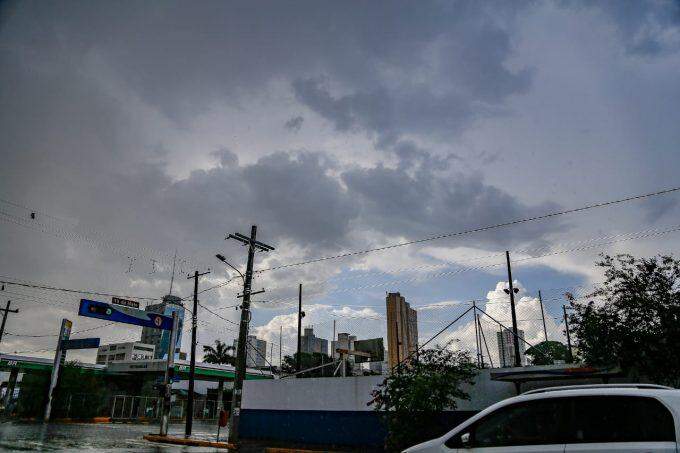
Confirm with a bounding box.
[354,338,384,363]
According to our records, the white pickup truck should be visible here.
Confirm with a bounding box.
[405,384,680,452]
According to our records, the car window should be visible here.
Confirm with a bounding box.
[447,398,570,448]
[569,395,675,443]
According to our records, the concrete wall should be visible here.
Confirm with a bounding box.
[239,371,516,447]
[242,369,515,412]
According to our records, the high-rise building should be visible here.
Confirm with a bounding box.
[96,342,155,365]
[386,292,418,368]
[233,335,267,368]
[140,294,185,359]
[300,327,329,355]
[497,328,526,367]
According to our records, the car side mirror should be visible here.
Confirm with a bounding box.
[460,432,471,447]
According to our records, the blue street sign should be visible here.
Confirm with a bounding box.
[78,299,173,330]
[61,337,100,350]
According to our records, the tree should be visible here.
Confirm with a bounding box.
[370,346,477,451]
[281,352,338,377]
[202,340,236,365]
[570,254,680,387]
[526,340,569,365]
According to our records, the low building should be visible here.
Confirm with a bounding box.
[331,332,356,360]
[96,342,155,365]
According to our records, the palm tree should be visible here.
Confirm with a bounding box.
[202,340,236,365]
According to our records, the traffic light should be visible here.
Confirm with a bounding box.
[88,304,113,316]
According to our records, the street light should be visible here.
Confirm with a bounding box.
[215,254,245,283]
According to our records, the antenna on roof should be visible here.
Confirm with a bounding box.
[169,249,177,295]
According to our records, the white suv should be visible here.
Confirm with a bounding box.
[404,384,680,452]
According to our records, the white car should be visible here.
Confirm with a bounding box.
[404,384,680,452]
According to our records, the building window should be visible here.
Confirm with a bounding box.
[133,345,154,352]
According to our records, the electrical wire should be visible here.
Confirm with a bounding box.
[0,276,159,301]
[255,186,680,273]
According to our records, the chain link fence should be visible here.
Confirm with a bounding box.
[250,288,578,373]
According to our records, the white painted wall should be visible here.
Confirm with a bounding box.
[243,369,515,412]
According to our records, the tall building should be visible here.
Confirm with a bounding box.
[331,332,357,359]
[96,341,155,365]
[140,294,185,359]
[233,335,267,368]
[497,328,526,367]
[300,327,329,355]
[386,292,418,368]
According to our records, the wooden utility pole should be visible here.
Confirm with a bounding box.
[296,283,304,374]
[0,301,19,344]
[185,270,210,438]
[226,226,274,445]
[505,251,522,367]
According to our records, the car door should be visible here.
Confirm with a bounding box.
[564,395,677,453]
[443,397,568,452]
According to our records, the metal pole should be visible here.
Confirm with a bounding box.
[296,283,302,374]
[476,314,485,368]
[228,225,258,445]
[160,312,179,436]
[472,301,480,367]
[538,290,548,343]
[3,367,18,415]
[478,317,493,368]
[505,251,522,367]
[563,305,573,363]
[44,318,71,422]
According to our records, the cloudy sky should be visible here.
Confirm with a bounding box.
[1,0,680,364]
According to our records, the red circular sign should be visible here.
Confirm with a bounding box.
[154,316,162,327]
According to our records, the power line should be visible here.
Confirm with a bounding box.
[256,185,680,273]
[0,202,209,274]
[0,276,159,301]
[257,222,680,306]
[4,322,117,338]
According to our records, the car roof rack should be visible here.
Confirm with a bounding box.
[523,384,673,395]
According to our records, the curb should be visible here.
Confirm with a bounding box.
[143,434,235,449]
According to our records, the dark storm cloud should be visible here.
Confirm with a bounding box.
[284,116,304,133]
[0,0,531,129]
[342,148,563,247]
[290,4,532,145]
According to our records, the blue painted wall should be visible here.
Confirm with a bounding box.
[240,409,477,448]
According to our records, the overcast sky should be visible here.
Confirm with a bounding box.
[1,0,680,363]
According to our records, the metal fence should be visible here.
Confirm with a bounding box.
[110,394,221,421]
